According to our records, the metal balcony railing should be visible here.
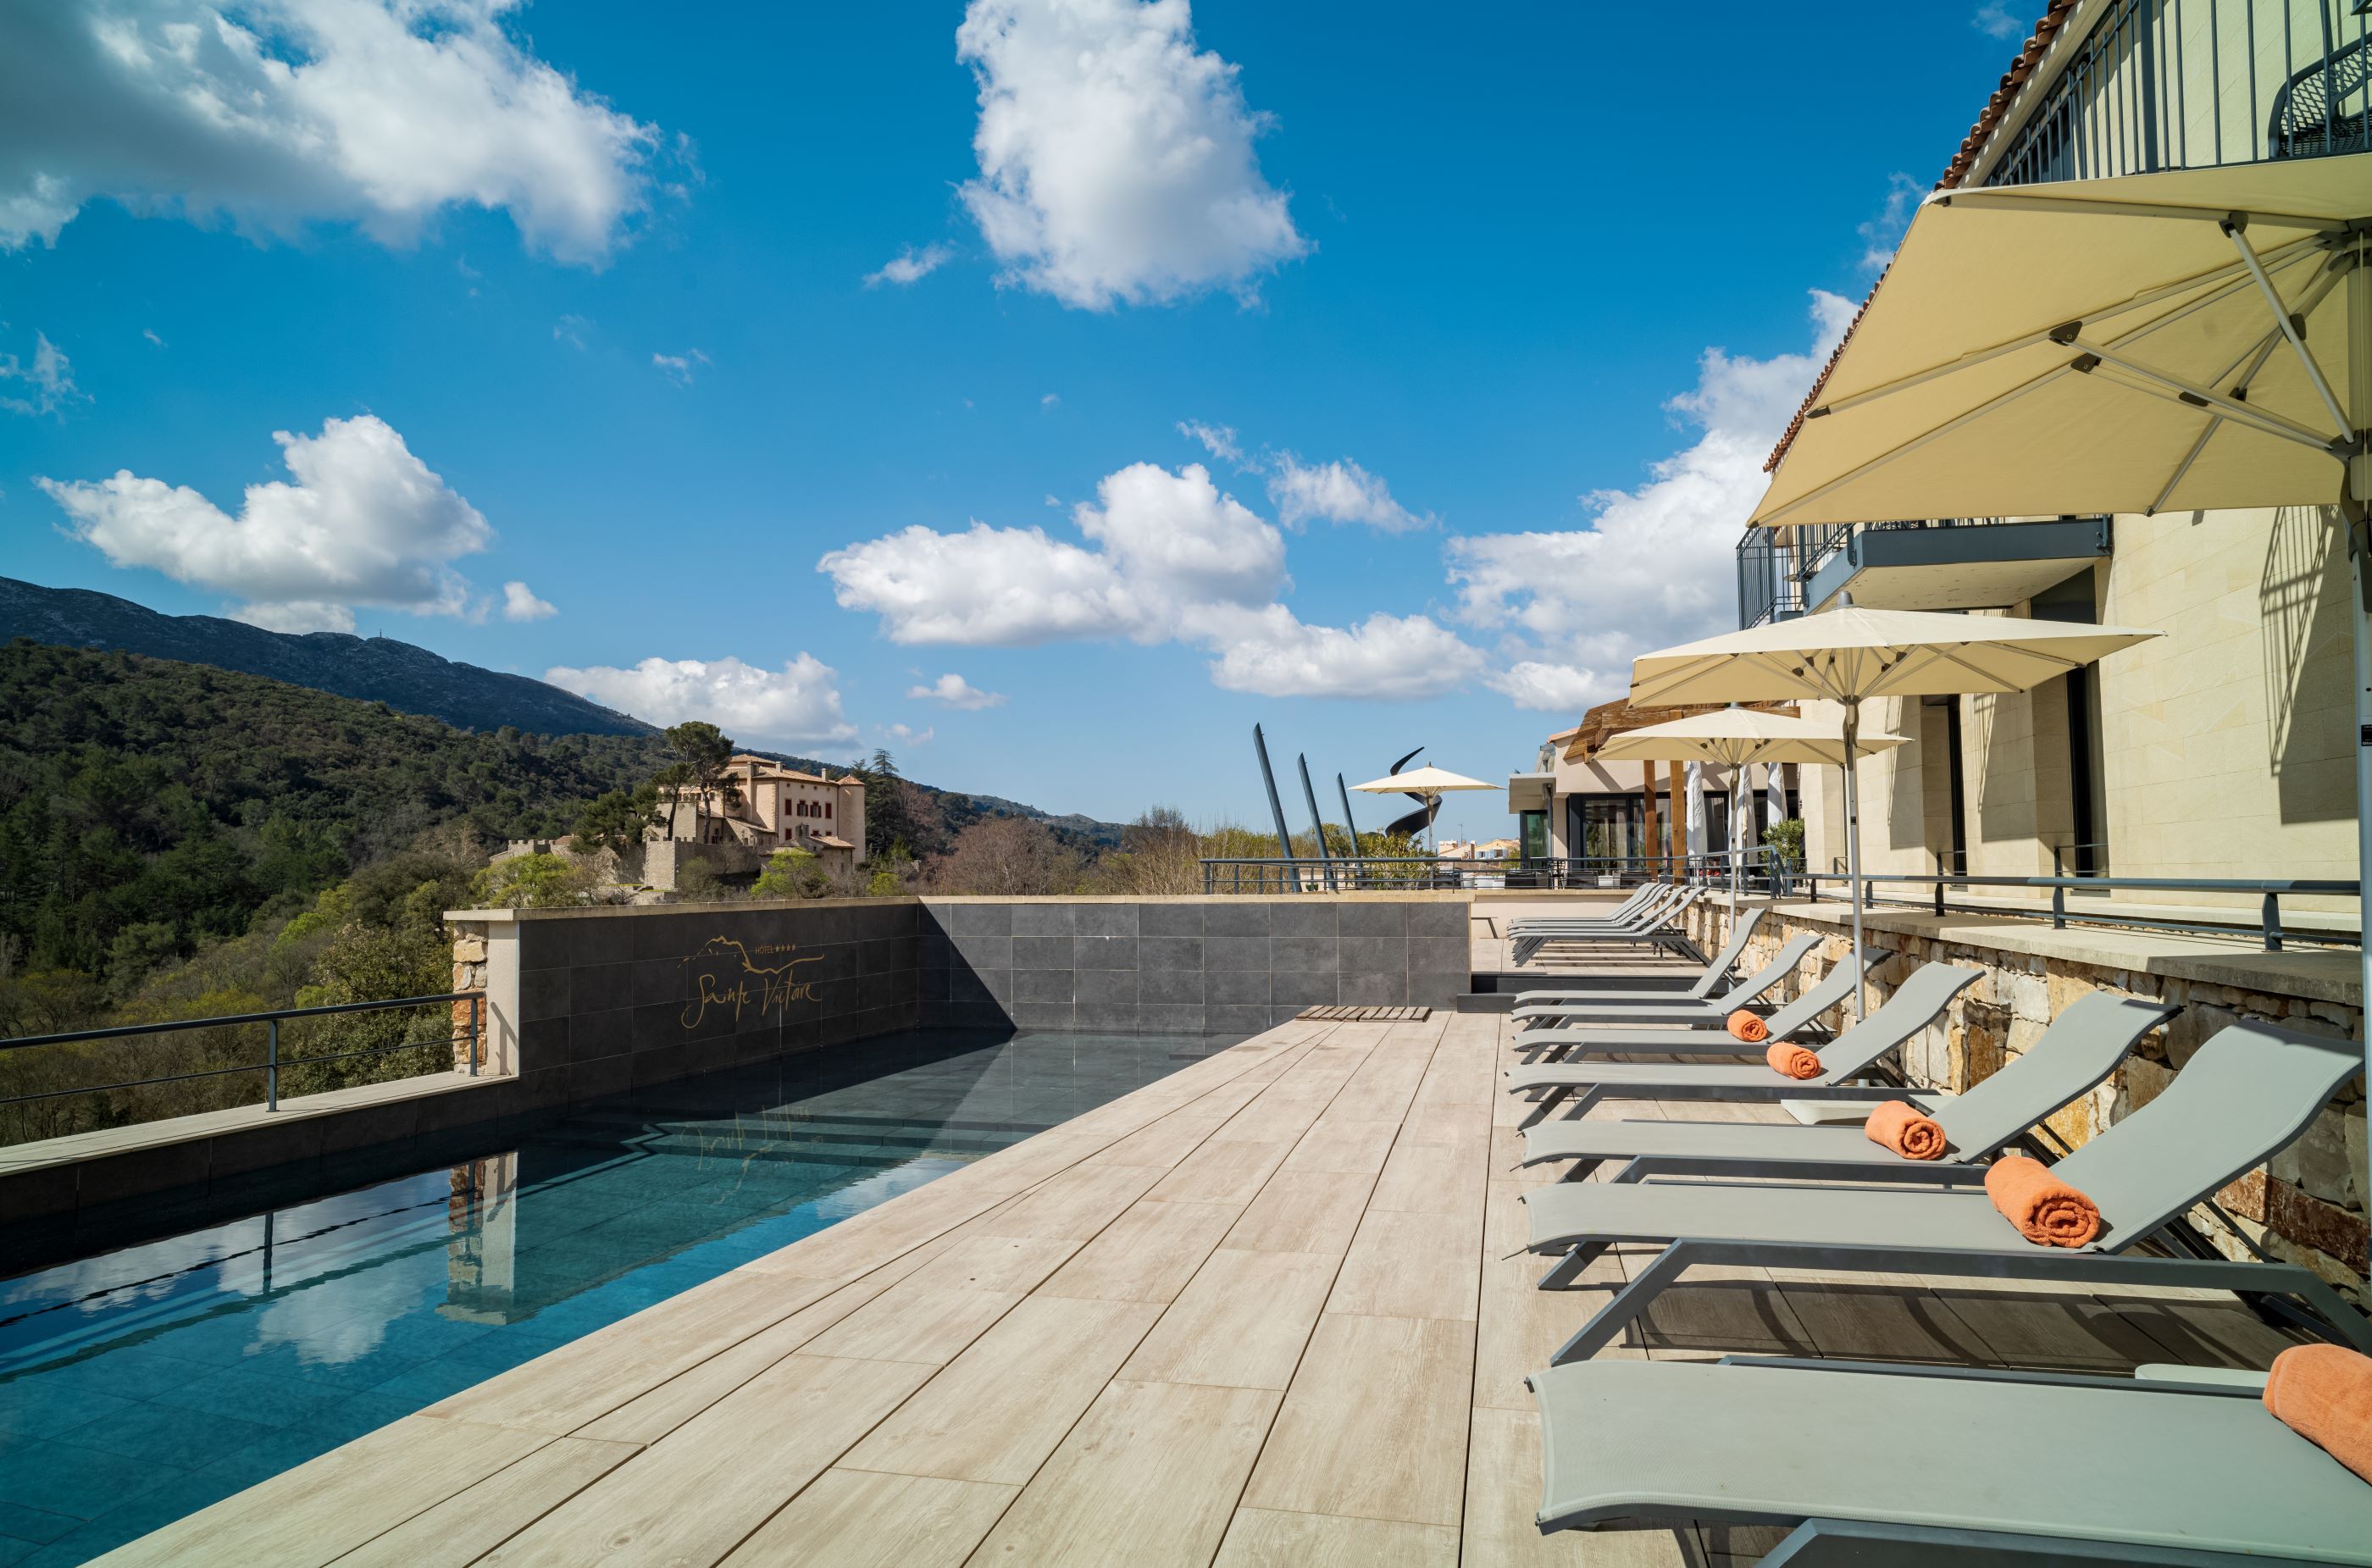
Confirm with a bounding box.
[1737,517,2076,627]
[1200,849,1787,895]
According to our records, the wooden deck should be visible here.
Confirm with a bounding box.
[100,999,2303,1567]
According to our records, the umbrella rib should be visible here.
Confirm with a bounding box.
[2071,338,2342,451]
[1812,233,2314,422]
[2222,219,2354,443]
[1760,364,2071,524]
[1937,189,2352,230]
[2092,238,2325,361]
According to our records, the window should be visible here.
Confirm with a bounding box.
[824,801,832,819]
[1571,796,1645,863]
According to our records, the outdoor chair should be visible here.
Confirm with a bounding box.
[1505,881,1665,934]
[1508,906,1774,1015]
[1511,888,1708,967]
[1514,928,1818,1033]
[1518,992,2178,1186]
[1510,953,1893,1086]
[1526,1356,2372,1560]
[1521,1018,2372,1358]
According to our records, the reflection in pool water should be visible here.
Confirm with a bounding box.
[0,1029,1221,1565]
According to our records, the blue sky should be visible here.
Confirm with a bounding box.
[0,1,2030,835]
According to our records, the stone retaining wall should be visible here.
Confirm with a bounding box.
[1684,900,2368,1305]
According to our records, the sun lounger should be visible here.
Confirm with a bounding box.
[1510,954,1900,1092]
[1510,906,1767,1013]
[1515,930,1821,1035]
[1527,1356,2372,1560]
[1505,881,1664,933]
[1512,889,1707,967]
[1518,992,2179,1186]
[1522,1017,2372,1356]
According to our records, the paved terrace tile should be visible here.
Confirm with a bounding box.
[94,962,2308,1568]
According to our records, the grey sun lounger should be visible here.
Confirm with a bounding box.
[1512,950,1890,1073]
[1505,959,1960,1129]
[1527,1357,2372,1562]
[1515,929,1820,1035]
[1505,881,1664,933]
[1510,887,1694,951]
[1510,904,1765,1011]
[1512,888,1708,967]
[1522,1018,2372,1356]
[1518,992,2181,1186]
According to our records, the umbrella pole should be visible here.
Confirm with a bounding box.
[2349,249,2371,1262]
[1842,701,1868,1022]
[1727,758,1742,917]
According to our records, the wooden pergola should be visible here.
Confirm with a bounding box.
[1560,699,1798,867]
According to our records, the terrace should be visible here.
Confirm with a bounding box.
[11,905,2347,1566]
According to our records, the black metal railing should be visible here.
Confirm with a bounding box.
[1986,0,2372,187]
[1,992,485,1117]
[1201,848,1786,895]
[1737,517,2091,628]
[1785,873,2358,952]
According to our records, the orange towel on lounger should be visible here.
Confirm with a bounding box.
[1982,1154,2100,1248]
[1724,1010,1769,1044]
[2263,1344,2372,1486]
[1863,1100,1947,1161]
[1763,1040,1821,1079]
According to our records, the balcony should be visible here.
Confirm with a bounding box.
[1737,517,2111,627]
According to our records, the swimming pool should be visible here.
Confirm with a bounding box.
[0,1028,1222,1565]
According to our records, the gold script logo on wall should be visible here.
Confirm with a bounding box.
[679,936,823,1030]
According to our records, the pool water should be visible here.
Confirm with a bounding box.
[0,1029,1222,1565]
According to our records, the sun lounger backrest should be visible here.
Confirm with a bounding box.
[2053,1021,2359,1249]
[1685,906,1766,998]
[1710,931,1820,1009]
[1809,962,1982,1078]
[1757,951,1874,1040]
[1931,995,2178,1155]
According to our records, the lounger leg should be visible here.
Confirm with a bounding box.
[1757,1516,2301,1565]
[1555,1155,1608,1183]
[1516,1087,1570,1131]
[1535,1238,1610,1289]
[1547,1241,1698,1363]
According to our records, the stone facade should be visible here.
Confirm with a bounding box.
[1685,900,2368,1305]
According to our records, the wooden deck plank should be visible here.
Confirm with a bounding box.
[1239,1311,1475,1527]
[1211,1506,1459,1566]
[1278,1115,1404,1175]
[1326,1205,1482,1323]
[1034,1195,1244,1305]
[477,1354,934,1568]
[962,1378,1279,1568]
[1117,1247,1339,1390]
[97,1416,558,1568]
[1145,1136,1292,1203]
[325,1436,640,1568]
[1221,1170,1375,1255]
[840,1294,1165,1485]
[718,1471,1016,1568]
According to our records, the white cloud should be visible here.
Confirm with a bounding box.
[1446,291,1857,712]
[1177,419,1241,465]
[1191,604,1482,700]
[653,348,709,385]
[1858,172,1923,271]
[823,457,1481,699]
[0,1,667,263]
[501,580,556,621]
[544,654,857,747]
[142,328,166,348]
[1,331,82,416]
[1267,453,1430,533]
[955,0,1308,309]
[39,413,494,632]
[865,242,952,286]
[1039,391,1060,408]
[909,673,1006,709]
[884,723,934,745]
[1971,3,2028,42]
[553,314,591,349]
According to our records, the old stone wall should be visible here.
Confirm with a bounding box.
[1685,900,2368,1304]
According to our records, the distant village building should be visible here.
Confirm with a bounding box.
[657,754,869,872]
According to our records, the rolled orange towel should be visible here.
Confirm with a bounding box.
[1863,1100,1947,1161]
[1983,1154,2100,1248]
[1725,1009,1769,1044]
[2263,1344,2372,1485]
[1763,1040,1821,1079]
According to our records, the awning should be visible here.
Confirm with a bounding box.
[1506,773,1554,813]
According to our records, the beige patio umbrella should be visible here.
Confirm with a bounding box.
[1628,607,2161,1015]
[1594,708,1910,914]
[1751,150,2368,1187]
[1352,765,1497,851]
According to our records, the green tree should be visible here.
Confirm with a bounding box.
[574,784,663,857]
[665,722,740,840]
[752,846,831,900]
[470,852,594,909]
[860,749,917,860]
